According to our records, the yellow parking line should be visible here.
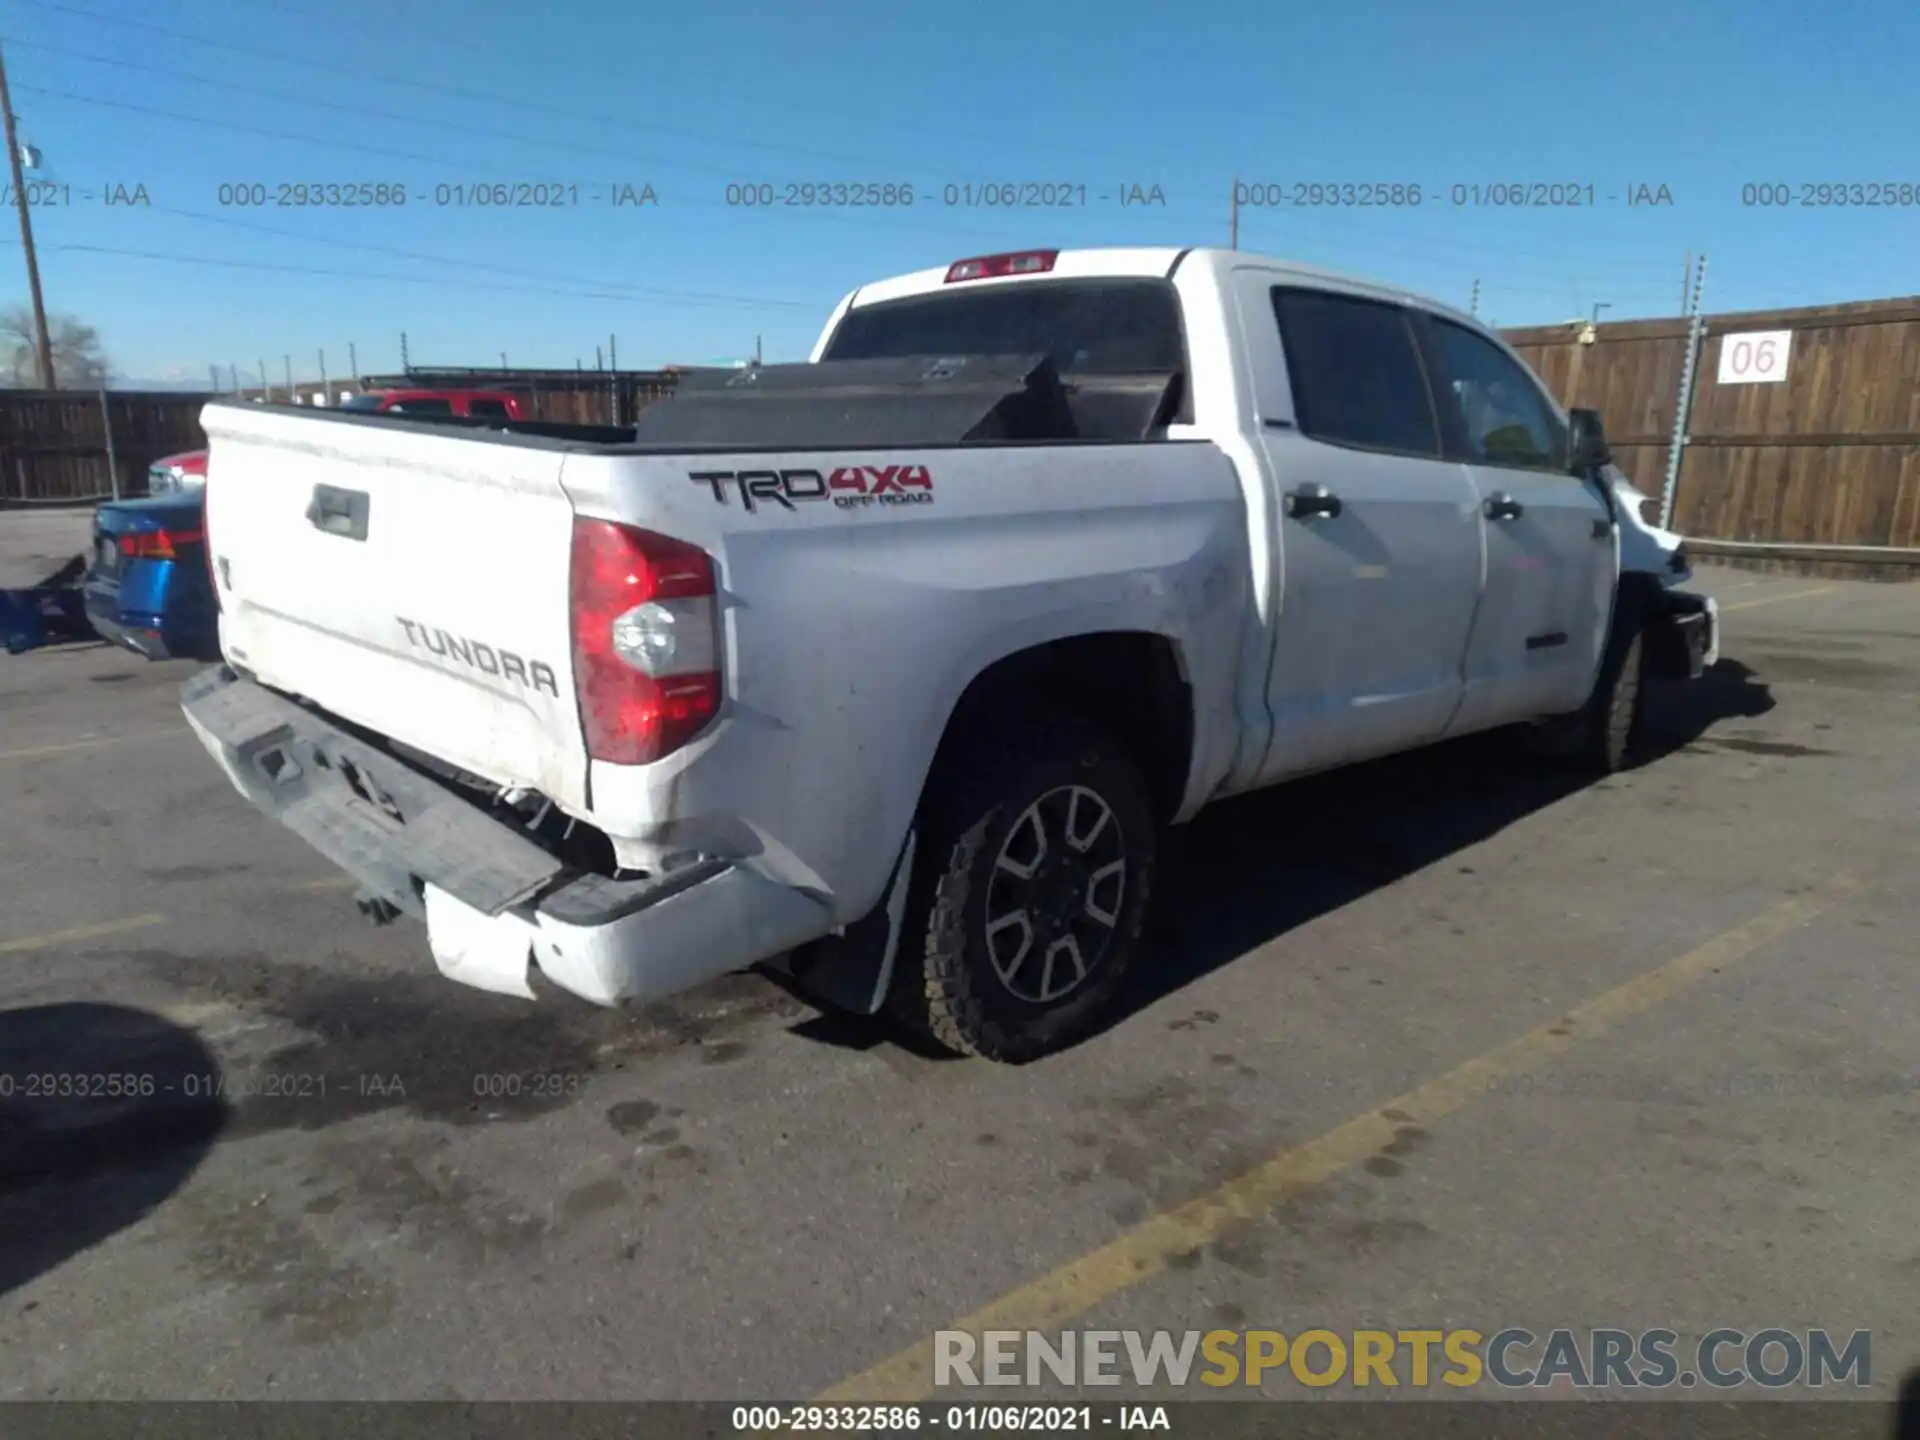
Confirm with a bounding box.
[0,913,168,954]
[817,874,1866,1404]
[0,878,352,957]
[0,728,188,763]
[1719,586,1836,614]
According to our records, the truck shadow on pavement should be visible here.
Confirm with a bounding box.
[0,1002,230,1298]
[1113,660,1776,1033]
[789,660,1777,1061]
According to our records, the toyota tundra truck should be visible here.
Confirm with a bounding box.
[182,246,1717,1061]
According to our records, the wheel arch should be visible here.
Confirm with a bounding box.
[930,630,1196,826]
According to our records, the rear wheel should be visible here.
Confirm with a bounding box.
[892,710,1156,1062]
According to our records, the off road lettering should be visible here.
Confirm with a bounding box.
[692,464,934,513]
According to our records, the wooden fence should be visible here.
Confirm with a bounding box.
[1502,295,1920,571]
[7,309,1918,567]
[0,390,215,504]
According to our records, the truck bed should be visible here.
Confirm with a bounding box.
[309,352,1185,452]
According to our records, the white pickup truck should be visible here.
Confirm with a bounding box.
[183,245,1717,1061]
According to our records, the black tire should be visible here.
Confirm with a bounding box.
[891,710,1157,1062]
[1578,625,1648,774]
[1520,607,1648,774]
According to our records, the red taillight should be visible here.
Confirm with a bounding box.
[944,249,1059,283]
[117,528,203,560]
[569,518,721,765]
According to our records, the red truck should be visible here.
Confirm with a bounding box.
[149,388,530,494]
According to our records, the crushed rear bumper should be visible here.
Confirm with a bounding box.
[179,666,830,1006]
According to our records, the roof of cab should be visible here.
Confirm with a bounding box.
[844,245,1476,331]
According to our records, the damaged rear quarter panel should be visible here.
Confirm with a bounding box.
[559,441,1249,921]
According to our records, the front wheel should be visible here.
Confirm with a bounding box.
[892,710,1157,1062]
[1521,610,1649,775]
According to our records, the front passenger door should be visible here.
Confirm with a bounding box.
[1420,317,1614,732]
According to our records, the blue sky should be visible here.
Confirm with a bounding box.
[2,0,1915,384]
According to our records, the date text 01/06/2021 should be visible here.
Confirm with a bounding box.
[721,182,1168,208]
[729,1405,1170,1432]
[0,1071,404,1100]
[211,182,659,208]
[1227,181,1675,208]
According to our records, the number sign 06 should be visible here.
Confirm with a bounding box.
[1717,329,1793,385]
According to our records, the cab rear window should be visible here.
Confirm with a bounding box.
[823,279,1186,378]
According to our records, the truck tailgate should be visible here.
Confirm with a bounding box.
[201,402,591,815]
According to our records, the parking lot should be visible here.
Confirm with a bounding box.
[2,505,1917,1406]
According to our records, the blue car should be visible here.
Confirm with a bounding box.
[83,491,219,661]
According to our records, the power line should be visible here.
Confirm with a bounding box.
[251,0,1195,174]
[2,12,1713,273]
[11,81,1225,248]
[8,20,1818,316]
[21,0,960,174]
[142,204,827,309]
[2,36,734,181]
[8,37,1709,282]
[42,243,821,311]
[16,74,1696,292]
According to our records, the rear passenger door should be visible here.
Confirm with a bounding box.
[1239,279,1486,781]
[1417,316,1614,731]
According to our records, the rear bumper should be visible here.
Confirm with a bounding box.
[84,565,216,662]
[179,666,831,1006]
[85,599,174,660]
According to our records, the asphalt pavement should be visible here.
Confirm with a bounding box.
[2,510,1916,1412]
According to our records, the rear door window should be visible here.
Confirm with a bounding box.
[384,397,454,415]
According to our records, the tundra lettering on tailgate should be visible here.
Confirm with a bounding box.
[690,465,934,514]
[396,618,560,696]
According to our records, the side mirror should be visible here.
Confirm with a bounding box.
[1568,408,1612,471]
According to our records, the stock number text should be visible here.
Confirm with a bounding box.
[1742,182,1919,207]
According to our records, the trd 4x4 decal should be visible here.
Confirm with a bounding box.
[690,465,934,514]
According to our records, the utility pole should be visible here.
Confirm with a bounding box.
[0,40,55,388]
[348,341,359,385]
[608,334,617,370]
[208,364,220,393]
[283,354,293,402]
[400,330,410,372]
[1229,176,1239,251]
[1659,253,1709,530]
[1681,252,1691,316]
[1469,278,1480,317]
[318,349,328,401]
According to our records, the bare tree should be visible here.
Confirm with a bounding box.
[0,306,111,388]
